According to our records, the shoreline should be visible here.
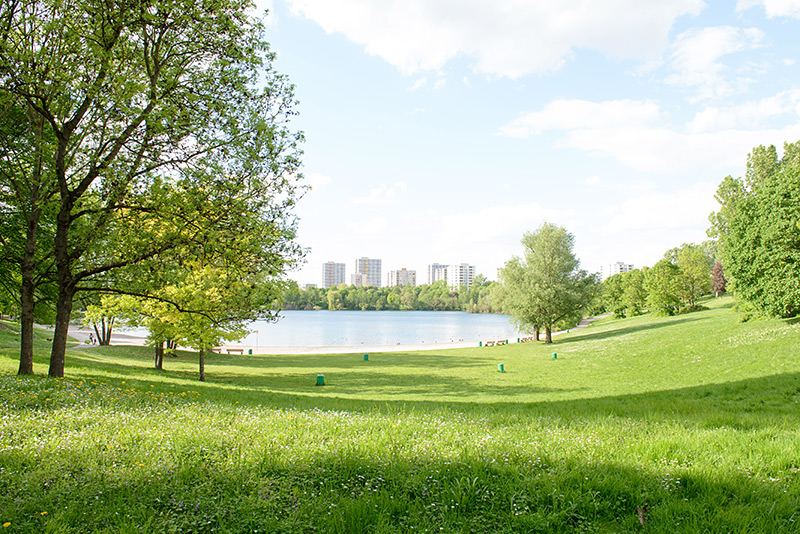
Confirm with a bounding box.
[63,315,608,355]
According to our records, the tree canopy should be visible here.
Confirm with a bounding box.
[500,223,595,343]
[0,0,304,376]
[709,142,800,318]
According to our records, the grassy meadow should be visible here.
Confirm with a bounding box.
[1,295,800,532]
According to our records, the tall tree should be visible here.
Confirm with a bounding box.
[500,223,595,343]
[0,92,59,374]
[708,142,800,318]
[668,244,712,311]
[644,260,681,316]
[1,0,303,376]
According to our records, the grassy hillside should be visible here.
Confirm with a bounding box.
[2,295,799,532]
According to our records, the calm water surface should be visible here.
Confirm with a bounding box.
[238,310,521,347]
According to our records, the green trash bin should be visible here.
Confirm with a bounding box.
[552,352,557,360]
[498,363,505,373]
[363,354,369,361]
[316,374,325,386]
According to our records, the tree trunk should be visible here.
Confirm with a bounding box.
[18,267,36,375]
[544,326,552,344]
[49,282,75,377]
[198,348,206,382]
[18,209,42,375]
[154,341,164,370]
[93,316,114,345]
[49,205,75,378]
[533,326,540,342]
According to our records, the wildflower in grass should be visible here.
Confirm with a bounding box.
[3,522,10,527]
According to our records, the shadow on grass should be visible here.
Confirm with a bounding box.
[3,452,797,533]
[164,371,800,431]
[2,409,798,533]
[555,315,707,345]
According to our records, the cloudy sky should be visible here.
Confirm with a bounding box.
[256,0,800,286]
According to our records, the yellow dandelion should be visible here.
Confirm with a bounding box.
[3,522,11,527]
[40,511,47,515]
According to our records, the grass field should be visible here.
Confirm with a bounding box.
[1,295,799,532]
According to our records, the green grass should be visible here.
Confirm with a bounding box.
[1,295,800,532]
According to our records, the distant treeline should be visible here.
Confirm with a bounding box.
[283,277,505,313]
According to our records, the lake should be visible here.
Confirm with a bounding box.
[237,310,521,348]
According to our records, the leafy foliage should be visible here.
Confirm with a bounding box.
[284,279,505,313]
[0,0,304,376]
[709,142,800,318]
[500,223,596,342]
[644,260,681,316]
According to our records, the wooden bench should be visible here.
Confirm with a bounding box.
[226,348,244,354]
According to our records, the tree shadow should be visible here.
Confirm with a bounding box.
[555,316,706,345]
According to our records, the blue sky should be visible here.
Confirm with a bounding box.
[256,0,800,286]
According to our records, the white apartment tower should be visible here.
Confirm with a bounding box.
[321,261,345,288]
[446,263,476,290]
[387,268,416,287]
[601,262,634,281]
[355,257,382,287]
[427,263,448,285]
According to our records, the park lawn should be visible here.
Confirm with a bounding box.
[1,295,800,533]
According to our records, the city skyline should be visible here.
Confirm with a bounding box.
[257,1,800,286]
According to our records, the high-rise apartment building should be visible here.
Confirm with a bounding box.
[321,261,345,288]
[445,263,476,290]
[355,257,382,287]
[601,262,634,281]
[387,268,416,287]
[427,263,448,285]
[427,263,476,289]
[351,273,369,287]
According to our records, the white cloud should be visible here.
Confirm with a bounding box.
[399,202,576,277]
[687,89,800,132]
[409,78,427,91]
[287,0,705,77]
[353,181,408,206]
[345,217,388,235]
[307,172,332,190]
[737,0,800,18]
[498,99,662,138]
[600,182,718,234]
[497,96,800,175]
[665,26,765,101]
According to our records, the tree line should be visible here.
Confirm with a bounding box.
[283,277,504,313]
[601,243,724,319]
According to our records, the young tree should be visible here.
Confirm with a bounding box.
[709,142,800,318]
[500,223,595,343]
[1,0,304,376]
